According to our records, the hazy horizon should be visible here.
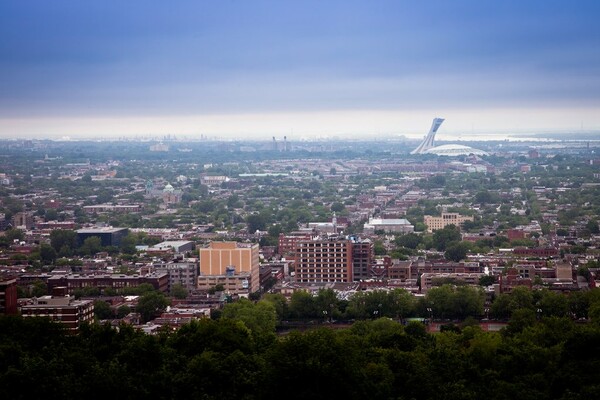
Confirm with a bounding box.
[2,1,599,139]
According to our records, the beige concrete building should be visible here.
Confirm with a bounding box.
[197,275,252,295]
[424,212,473,232]
[555,262,573,281]
[199,242,260,293]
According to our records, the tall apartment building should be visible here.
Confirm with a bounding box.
[351,238,374,281]
[199,242,260,293]
[424,213,473,232]
[294,238,353,283]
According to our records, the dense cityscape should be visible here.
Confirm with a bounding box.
[3,1,600,399]
[1,133,600,398]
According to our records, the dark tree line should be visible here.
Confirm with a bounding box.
[258,286,600,324]
[2,309,600,400]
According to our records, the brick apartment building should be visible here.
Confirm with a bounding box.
[0,277,18,315]
[278,232,314,258]
[351,238,374,281]
[294,237,354,283]
[46,272,169,294]
[21,292,94,332]
[498,268,533,294]
[513,247,559,258]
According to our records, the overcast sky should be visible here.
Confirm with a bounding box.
[1,0,599,139]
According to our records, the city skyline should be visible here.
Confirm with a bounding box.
[1,1,599,139]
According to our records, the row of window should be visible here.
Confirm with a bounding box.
[299,242,349,247]
[298,273,346,278]
[298,268,346,274]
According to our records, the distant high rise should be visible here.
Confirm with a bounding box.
[294,238,353,283]
[410,118,445,154]
[351,238,374,281]
[292,236,375,283]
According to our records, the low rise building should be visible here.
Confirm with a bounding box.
[497,268,533,294]
[363,218,414,234]
[555,262,574,281]
[82,204,142,214]
[387,260,412,281]
[513,247,559,258]
[20,294,94,332]
[200,175,229,186]
[424,213,473,232]
[197,272,251,295]
[151,257,198,292]
[77,227,129,247]
[149,240,195,254]
[47,272,169,294]
[420,272,484,293]
[411,260,481,280]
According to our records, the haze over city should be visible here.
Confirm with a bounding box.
[1,1,599,139]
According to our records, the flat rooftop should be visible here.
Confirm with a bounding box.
[77,227,128,233]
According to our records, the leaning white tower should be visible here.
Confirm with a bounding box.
[410,118,445,154]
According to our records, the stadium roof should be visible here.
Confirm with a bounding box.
[424,144,489,156]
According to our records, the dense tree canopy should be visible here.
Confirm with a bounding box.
[136,291,170,322]
[394,232,422,249]
[432,224,461,251]
[39,243,57,263]
[170,284,189,300]
[79,236,102,256]
[444,241,470,262]
[2,308,600,400]
[49,229,78,255]
[221,298,277,346]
